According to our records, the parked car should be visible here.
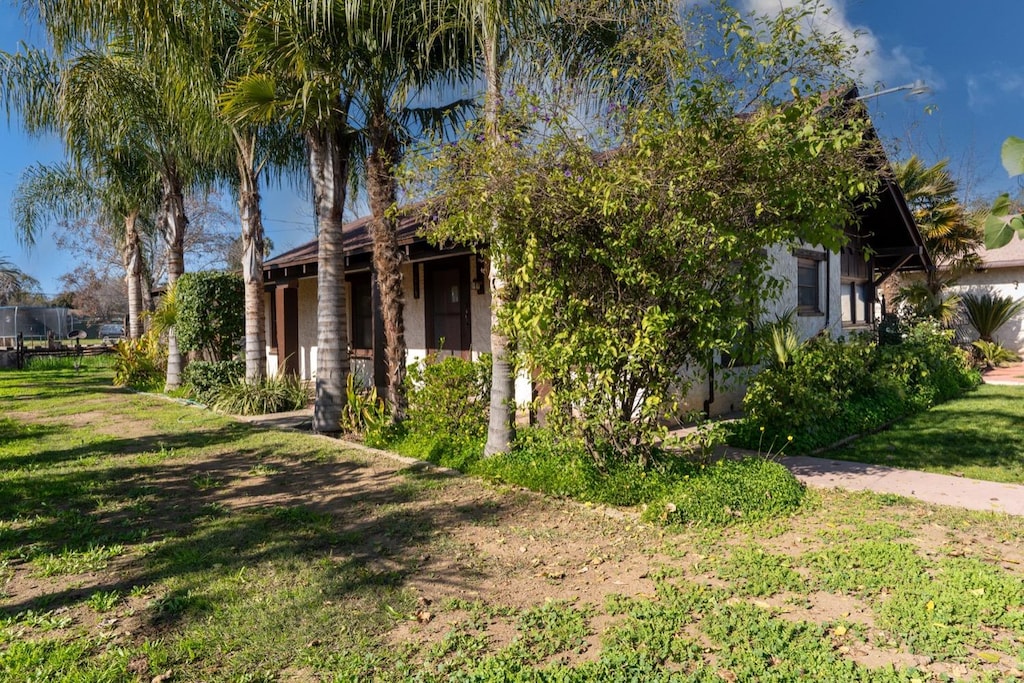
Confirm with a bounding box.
[99,323,125,342]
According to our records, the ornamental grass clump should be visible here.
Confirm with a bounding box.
[211,373,309,415]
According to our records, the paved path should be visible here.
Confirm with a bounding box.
[781,455,1024,516]
[981,361,1024,386]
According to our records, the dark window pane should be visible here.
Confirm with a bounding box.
[351,276,373,349]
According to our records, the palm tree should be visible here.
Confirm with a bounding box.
[0,257,40,306]
[57,40,217,389]
[894,156,983,316]
[441,0,652,455]
[1,46,159,339]
[11,159,159,339]
[224,0,360,434]
[341,0,474,420]
[169,7,306,385]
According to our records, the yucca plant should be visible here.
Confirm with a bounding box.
[961,291,1024,342]
[758,308,801,368]
[340,374,390,437]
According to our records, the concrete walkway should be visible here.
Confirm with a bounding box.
[781,455,1024,516]
[980,361,1024,386]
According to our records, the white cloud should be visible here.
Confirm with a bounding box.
[736,0,938,92]
[967,68,1024,113]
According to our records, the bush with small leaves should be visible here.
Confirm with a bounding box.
[182,359,244,404]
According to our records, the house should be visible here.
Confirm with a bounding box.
[263,166,930,418]
[262,212,534,405]
[678,170,931,415]
[937,235,1024,353]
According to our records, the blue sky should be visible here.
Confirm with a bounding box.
[2,0,1024,295]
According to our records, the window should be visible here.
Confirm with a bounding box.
[350,274,373,350]
[840,243,873,327]
[842,281,872,326]
[796,257,822,315]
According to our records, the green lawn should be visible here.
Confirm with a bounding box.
[2,363,1024,681]
[828,383,1024,484]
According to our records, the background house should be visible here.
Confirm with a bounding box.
[945,236,1024,353]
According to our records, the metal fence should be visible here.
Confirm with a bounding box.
[0,306,73,347]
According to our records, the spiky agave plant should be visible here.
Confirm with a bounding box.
[961,291,1024,342]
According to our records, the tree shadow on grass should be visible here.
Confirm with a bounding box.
[0,420,257,472]
[0,434,510,638]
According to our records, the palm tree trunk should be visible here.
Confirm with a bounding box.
[367,118,407,421]
[235,132,268,384]
[162,169,189,391]
[482,28,516,457]
[308,123,352,435]
[122,211,143,339]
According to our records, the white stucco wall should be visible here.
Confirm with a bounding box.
[949,268,1024,353]
[679,243,846,417]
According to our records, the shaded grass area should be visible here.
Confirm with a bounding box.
[2,366,1024,681]
[827,384,1024,484]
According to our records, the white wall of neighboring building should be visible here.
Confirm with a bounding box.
[902,235,1024,354]
[948,268,1024,353]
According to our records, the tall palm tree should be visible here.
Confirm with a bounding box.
[11,159,159,339]
[441,0,651,455]
[224,0,359,434]
[58,40,217,389]
[2,46,159,339]
[169,7,306,385]
[341,0,474,420]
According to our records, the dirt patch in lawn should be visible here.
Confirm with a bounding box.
[3,402,1024,680]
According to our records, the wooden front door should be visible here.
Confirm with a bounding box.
[425,258,471,354]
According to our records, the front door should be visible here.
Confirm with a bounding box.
[425,258,471,355]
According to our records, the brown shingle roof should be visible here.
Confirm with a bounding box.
[263,211,426,270]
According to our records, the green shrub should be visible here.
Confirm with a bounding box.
[401,353,491,453]
[182,360,244,404]
[733,321,979,453]
[475,427,695,507]
[644,458,805,527]
[174,271,244,360]
[971,339,1020,368]
[211,373,309,415]
[112,332,166,391]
